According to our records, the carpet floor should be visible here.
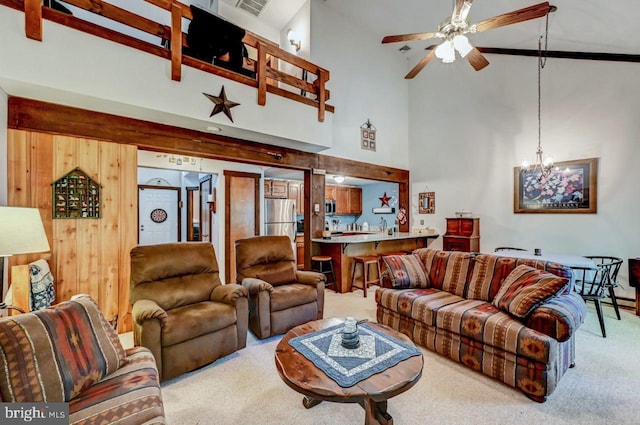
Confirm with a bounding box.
[161,289,640,425]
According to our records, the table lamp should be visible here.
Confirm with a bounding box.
[0,206,51,314]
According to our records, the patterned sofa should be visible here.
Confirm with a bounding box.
[0,295,165,424]
[376,248,587,402]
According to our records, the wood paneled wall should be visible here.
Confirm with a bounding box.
[7,130,138,332]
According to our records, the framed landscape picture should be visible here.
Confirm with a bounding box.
[514,157,598,213]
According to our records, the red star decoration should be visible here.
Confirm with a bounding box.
[379,192,391,207]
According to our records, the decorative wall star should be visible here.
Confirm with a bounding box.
[379,192,391,207]
[203,86,240,122]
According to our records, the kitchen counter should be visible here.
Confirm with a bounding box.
[311,232,439,293]
[313,232,437,244]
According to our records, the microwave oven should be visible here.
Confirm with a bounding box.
[325,199,336,215]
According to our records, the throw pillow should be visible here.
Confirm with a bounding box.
[493,265,569,318]
[257,267,297,286]
[0,295,126,402]
[380,254,429,289]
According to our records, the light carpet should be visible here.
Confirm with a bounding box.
[161,290,640,425]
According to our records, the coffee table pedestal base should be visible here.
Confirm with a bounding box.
[303,396,393,425]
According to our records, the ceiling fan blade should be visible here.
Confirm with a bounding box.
[466,47,490,71]
[474,2,550,33]
[405,49,437,79]
[382,32,437,44]
[452,0,473,23]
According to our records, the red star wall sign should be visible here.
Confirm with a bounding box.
[379,192,391,207]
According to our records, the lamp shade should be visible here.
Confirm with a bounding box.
[0,207,50,256]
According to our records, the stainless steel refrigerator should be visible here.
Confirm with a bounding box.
[264,198,297,242]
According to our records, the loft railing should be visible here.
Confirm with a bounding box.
[3,0,333,122]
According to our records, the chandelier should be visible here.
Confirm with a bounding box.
[521,10,554,180]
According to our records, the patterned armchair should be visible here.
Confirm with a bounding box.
[0,295,165,424]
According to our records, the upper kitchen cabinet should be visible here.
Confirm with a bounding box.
[329,186,362,216]
[264,179,288,198]
[325,184,336,201]
[288,181,304,215]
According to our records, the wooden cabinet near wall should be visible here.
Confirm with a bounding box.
[443,218,480,252]
[295,235,304,270]
[264,179,288,198]
[334,186,362,215]
[325,184,336,201]
[288,181,304,214]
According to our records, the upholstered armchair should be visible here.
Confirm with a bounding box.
[130,242,248,381]
[235,235,325,339]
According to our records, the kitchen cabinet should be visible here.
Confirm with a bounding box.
[295,235,305,270]
[264,179,288,198]
[443,218,480,252]
[325,184,336,201]
[334,186,362,215]
[288,181,304,214]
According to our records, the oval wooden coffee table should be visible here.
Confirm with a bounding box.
[275,318,423,425]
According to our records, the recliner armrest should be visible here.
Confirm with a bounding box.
[211,283,249,305]
[295,270,326,286]
[132,299,168,327]
[241,277,273,294]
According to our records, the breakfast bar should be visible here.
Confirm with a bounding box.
[312,232,439,293]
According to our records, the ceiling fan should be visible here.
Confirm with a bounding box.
[382,1,555,78]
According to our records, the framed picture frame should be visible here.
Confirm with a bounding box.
[418,192,435,214]
[514,157,598,213]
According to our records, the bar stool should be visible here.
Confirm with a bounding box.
[351,256,380,298]
[311,255,337,292]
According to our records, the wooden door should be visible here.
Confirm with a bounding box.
[225,171,260,283]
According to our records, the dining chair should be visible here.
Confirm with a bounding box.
[571,264,611,337]
[584,256,624,320]
[494,247,528,252]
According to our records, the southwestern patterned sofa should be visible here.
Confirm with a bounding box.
[0,295,165,424]
[376,248,587,402]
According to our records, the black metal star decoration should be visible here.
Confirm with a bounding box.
[203,86,240,123]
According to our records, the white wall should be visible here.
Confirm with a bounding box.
[309,1,410,169]
[408,54,640,298]
[0,87,7,205]
[138,151,264,283]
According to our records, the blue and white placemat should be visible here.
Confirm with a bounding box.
[288,322,421,387]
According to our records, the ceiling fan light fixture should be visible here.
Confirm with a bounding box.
[453,35,473,58]
[435,40,456,62]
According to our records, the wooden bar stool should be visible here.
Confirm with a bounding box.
[311,255,337,292]
[351,255,380,298]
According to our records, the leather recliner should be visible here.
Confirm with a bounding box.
[235,235,325,339]
[130,242,248,381]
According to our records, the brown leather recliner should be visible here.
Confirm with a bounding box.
[130,242,248,381]
[235,235,325,339]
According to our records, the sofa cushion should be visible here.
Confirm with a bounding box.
[69,347,164,425]
[434,299,556,363]
[414,248,472,297]
[257,266,297,286]
[493,265,569,318]
[0,296,126,402]
[376,287,465,326]
[380,254,429,289]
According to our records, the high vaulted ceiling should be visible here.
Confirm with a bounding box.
[322,0,640,58]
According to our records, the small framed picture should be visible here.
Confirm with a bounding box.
[369,132,375,141]
[369,141,376,151]
[362,139,369,148]
[362,130,369,138]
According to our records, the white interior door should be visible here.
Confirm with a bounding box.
[139,187,179,245]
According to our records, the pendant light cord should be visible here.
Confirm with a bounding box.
[537,12,550,152]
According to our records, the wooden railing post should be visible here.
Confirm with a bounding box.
[257,41,267,106]
[170,2,182,81]
[25,0,43,41]
[315,69,328,123]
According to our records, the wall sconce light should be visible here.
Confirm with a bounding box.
[287,29,301,52]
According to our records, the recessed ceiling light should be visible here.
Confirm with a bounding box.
[206,125,222,133]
